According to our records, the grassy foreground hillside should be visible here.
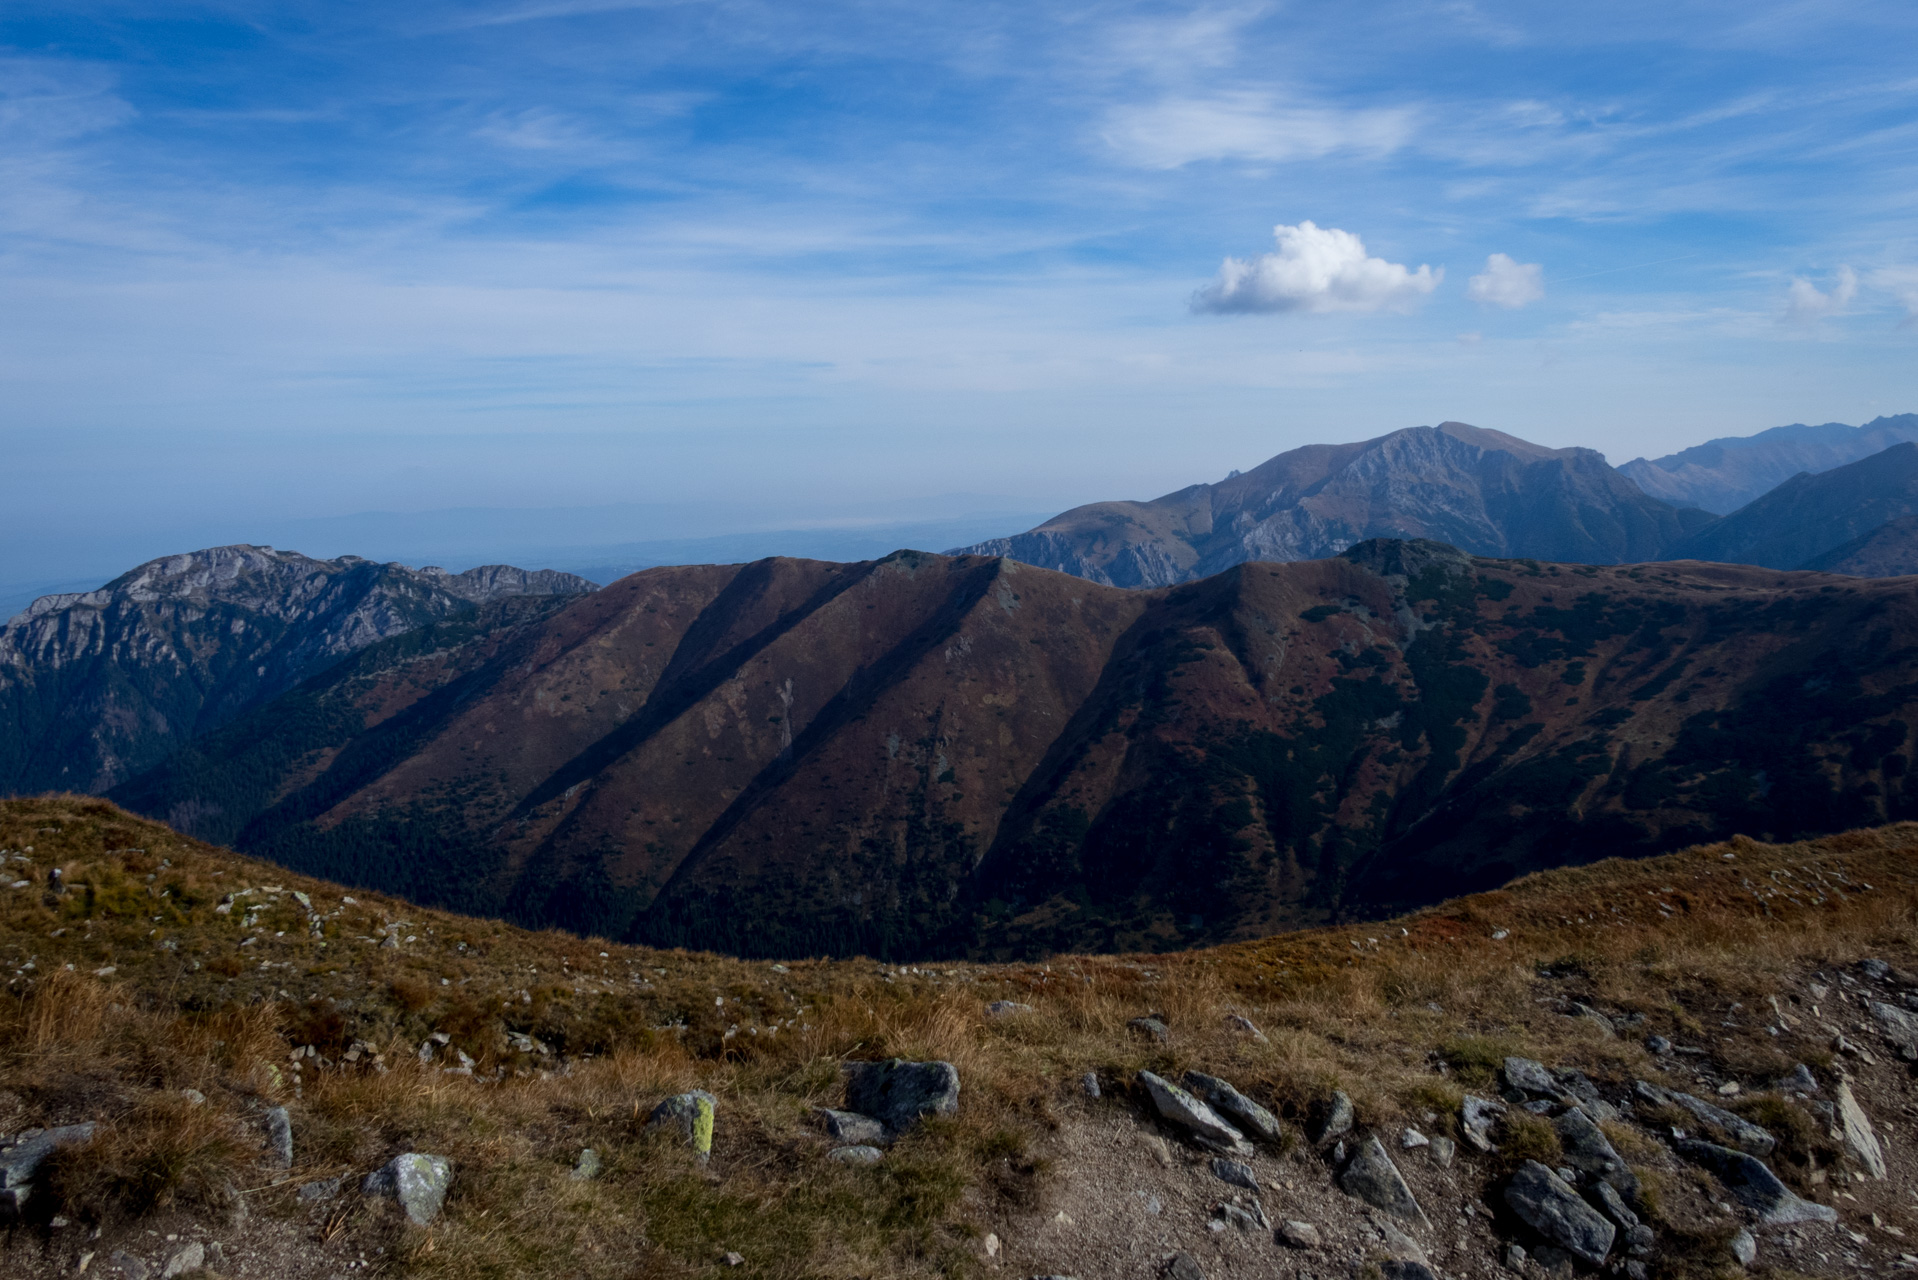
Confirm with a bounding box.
[3,794,1917,1279]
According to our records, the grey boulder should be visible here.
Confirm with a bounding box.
[1339,1136,1430,1228]
[1504,1160,1616,1267]
[1673,1140,1836,1225]
[844,1060,959,1135]
[647,1090,718,1158]
[1278,1220,1322,1249]
[1503,1057,1559,1097]
[1314,1090,1355,1144]
[1137,1071,1250,1155]
[1183,1071,1283,1144]
[828,1145,884,1164]
[1635,1082,1773,1157]
[263,1106,294,1169]
[1553,1107,1640,1199]
[1210,1157,1259,1190]
[363,1152,453,1225]
[0,1123,98,1221]
[1460,1094,1506,1152]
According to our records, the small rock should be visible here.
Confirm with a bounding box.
[1591,1179,1638,1229]
[1624,1262,1649,1280]
[160,1243,203,1279]
[1141,1133,1173,1165]
[723,1251,745,1266]
[1730,1227,1757,1266]
[296,1176,342,1202]
[1503,1057,1558,1097]
[1278,1220,1322,1249]
[1861,959,1891,982]
[1401,1127,1429,1149]
[1210,1157,1258,1190]
[1834,1080,1887,1179]
[1460,1094,1506,1152]
[816,1108,887,1146]
[1081,1072,1100,1099]
[1869,1000,1918,1057]
[1339,1136,1430,1228]
[1626,1223,1654,1254]
[1375,1220,1429,1266]
[843,1060,959,1135]
[1160,1252,1206,1280]
[1504,1160,1616,1266]
[647,1091,718,1158]
[828,1145,884,1164]
[1673,1140,1836,1224]
[987,1000,1031,1018]
[1570,1003,1617,1038]
[1645,1035,1672,1054]
[181,1089,205,1106]
[263,1106,293,1169]
[1216,1202,1263,1232]
[1129,1016,1171,1044]
[571,1148,602,1181]
[1380,1263,1438,1280]
[1225,1013,1269,1043]
[0,1122,99,1220]
[1776,1063,1820,1095]
[1314,1090,1355,1144]
[1428,1136,1456,1168]
[1717,1081,1741,1096]
[362,1153,453,1225]
[1137,1071,1250,1154]
[1553,1107,1640,1200]
[110,1250,151,1280]
[1502,1242,1528,1272]
[1182,1071,1283,1144]
[983,1232,999,1257]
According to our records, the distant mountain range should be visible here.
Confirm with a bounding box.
[0,546,594,795]
[955,422,1712,586]
[1619,413,1918,514]
[109,541,1918,959]
[1670,442,1918,570]
[1803,514,1918,577]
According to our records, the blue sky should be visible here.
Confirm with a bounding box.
[3,1,1917,591]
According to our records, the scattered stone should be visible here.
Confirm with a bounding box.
[1591,1179,1639,1230]
[983,1233,1000,1257]
[1137,1071,1250,1154]
[1428,1137,1456,1169]
[1730,1227,1758,1266]
[181,1089,205,1106]
[296,1176,342,1202]
[1081,1072,1100,1099]
[987,1001,1031,1017]
[1340,1136,1430,1228]
[1375,1220,1429,1266]
[1225,1013,1269,1043]
[1161,1251,1206,1280]
[263,1106,293,1169]
[160,1243,203,1279]
[1570,1003,1617,1038]
[816,1108,887,1146]
[828,1145,883,1164]
[1141,1133,1173,1165]
[1504,1160,1617,1267]
[1401,1127,1429,1149]
[1870,1000,1918,1057]
[1278,1220,1322,1249]
[1182,1071,1283,1144]
[1210,1157,1258,1190]
[1502,1242,1528,1272]
[1553,1106,1640,1199]
[1861,959,1892,982]
[1673,1140,1836,1224]
[110,1250,150,1280]
[1503,1057,1558,1097]
[648,1091,718,1158]
[0,1122,98,1220]
[1777,1064,1820,1094]
[1129,1016,1171,1043]
[844,1060,959,1135]
[571,1148,602,1181]
[1834,1080,1887,1179]
[1626,1223,1654,1255]
[1635,1082,1774,1156]
[1461,1094,1506,1152]
[1216,1202,1263,1232]
[723,1251,745,1266]
[362,1153,453,1225]
[1313,1090,1355,1145]
[1552,1069,1619,1122]
[1645,1035,1673,1055]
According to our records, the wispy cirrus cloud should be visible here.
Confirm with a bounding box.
[1192,221,1439,315]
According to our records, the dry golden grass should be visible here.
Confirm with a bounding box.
[3,795,1917,1276]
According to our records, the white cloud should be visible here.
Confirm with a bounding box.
[1783,265,1857,320]
[1466,253,1544,308]
[1871,266,1918,321]
[1104,93,1414,169]
[1192,221,1441,315]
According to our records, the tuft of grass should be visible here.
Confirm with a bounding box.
[1439,1035,1519,1087]
[43,1094,250,1222]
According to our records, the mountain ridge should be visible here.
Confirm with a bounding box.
[1670,442,1918,570]
[1619,413,1918,514]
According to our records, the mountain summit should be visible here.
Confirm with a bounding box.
[956,422,1708,587]
[0,545,595,795]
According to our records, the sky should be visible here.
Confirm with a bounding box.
[3,1,1917,598]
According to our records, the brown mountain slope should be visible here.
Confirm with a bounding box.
[955,421,1708,586]
[1800,513,1918,577]
[115,541,1918,959]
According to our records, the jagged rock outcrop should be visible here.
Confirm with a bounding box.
[1620,414,1918,514]
[956,422,1708,587]
[0,545,594,795]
